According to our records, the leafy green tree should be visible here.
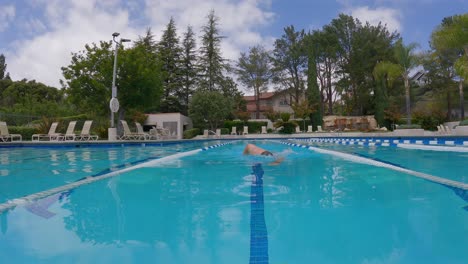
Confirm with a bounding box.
[420,47,459,121]
[158,17,183,104]
[308,28,339,115]
[393,39,420,125]
[0,54,7,80]
[118,32,163,114]
[271,25,307,105]
[0,79,69,122]
[304,34,322,129]
[236,45,273,119]
[61,41,114,116]
[62,32,163,119]
[291,98,314,131]
[179,26,198,115]
[198,10,229,92]
[189,90,232,130]
[326,14,398,116]
[327,14,358,114]
[373,61,400,126]
[432,14,468,119]
[159,95,182,113]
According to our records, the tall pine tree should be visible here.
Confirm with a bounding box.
[158,17,183,102]
[178,26,198,115]
[198,10,229,92]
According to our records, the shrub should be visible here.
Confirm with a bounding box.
[280,112,291,122]
[224,120,244,133]
[220,128,229,135]
[95,124,109,139]
[8,126,38,140]
[183,128,200,139]
[412,110,444,131]
[278,122,296,134]
[247,121,267,133]
[35,116,57,134]
[223,120,267,134]
[459,119,468,126]
[267,128,273,133]
[396,124,421,129]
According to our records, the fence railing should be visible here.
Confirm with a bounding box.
[0,112,44,126]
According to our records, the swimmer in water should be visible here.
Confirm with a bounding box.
[243,143,284,165]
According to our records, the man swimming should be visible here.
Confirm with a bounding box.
[243,143,284,165]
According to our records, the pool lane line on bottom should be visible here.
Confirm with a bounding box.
[0,142,235,214]
[249,163,269,264]
[280,141,468,191]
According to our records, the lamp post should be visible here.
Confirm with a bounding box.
[108,32,131,141]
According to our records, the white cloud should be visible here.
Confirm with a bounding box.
[20,18,48,35]
[6,0,139,87]
[144,0,275,60]
[348,6,402,33]
[0,4,15,32]
[6,0,275,87]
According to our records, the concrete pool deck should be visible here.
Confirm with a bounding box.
[0,129,467,147]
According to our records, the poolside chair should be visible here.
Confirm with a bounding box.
[444,125,453,135]
[316,125,323,133]
[135,122,156,140]
[76,120,99,141]
[63,121,77,141]
[157,127,171,139]
[203,129,209,138]
[307,125,313,133]
[216,129,221,138]
[295,126,301,133]
[119,120,144,140]
[0,121,22,142]
[231,127,237,135]
[243,126,248,135]
[437,125,444,135]
[32,122,61,141]
[261,126,267,134]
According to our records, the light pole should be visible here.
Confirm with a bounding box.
[108,32,130,140]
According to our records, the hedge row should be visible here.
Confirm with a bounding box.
[183,128,200,139]
[459,119,468,126]
[8,126,39,140]
[223,121,268,134]
[396,124,422,129]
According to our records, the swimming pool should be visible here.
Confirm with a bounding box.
[0,139,467,263]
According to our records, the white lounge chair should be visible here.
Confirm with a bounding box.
[158,127,171,139]
[316,125,323,132]
[216,129,221,137]
[261,126,267,134]
[437,125,444,135]
[444,125,453,135]
[63,121,77,141]
[295,126,301,133]
[76,120,98,141]
[231,127,237,135]
[136,122,157,140]
[32,122,61,141]
[203,129,209,138]
[119,120,144,140]
[0,121,22,142]
[307,125,313,133]
[243,126,248,135]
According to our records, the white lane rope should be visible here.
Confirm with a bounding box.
[281,141,468,191]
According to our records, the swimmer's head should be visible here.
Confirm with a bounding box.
[261,151,273,156]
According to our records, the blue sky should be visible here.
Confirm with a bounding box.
[0,0,466,88]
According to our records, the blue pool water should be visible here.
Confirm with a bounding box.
[0,140,467,263]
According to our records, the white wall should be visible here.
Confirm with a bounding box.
[145,113,193,140]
